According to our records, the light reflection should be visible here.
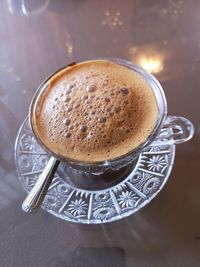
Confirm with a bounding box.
[138,56,164,74]
[7,0,50,16]
[129,46,165,75]
[101,10,123,30]
[65,32,74,58]
[0,64,21,81]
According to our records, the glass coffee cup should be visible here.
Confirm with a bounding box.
[22,58,194,213]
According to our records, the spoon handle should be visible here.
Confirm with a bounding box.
[22,157,60,213]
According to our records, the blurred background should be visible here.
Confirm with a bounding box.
[0,1,200,266]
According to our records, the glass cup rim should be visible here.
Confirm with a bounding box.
[29,57,167,167]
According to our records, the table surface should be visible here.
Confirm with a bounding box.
[0,0,200,266]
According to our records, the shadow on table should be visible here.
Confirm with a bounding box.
[58,247,126,267]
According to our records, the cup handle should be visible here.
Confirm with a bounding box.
[158,116,194,145]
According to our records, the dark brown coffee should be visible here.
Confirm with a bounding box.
[33,60,158,162]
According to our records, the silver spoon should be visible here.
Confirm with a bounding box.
[22,157,60,213]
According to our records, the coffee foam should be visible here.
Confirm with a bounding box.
[33,60,158,162]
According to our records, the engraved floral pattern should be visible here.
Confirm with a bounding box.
[19,155,31,170]
[93,207,115,220]
[95,192,110,203]
[57,184,70,196]
[22,135,37,150]
[15,118,175,224]
[38,155,49,168]
[143,177,160,195]
[131,172,142,184]
[147,155,168,172]
[118,191,138,208]
[130,172,154,191]
[68,199,87,216]
[25,175,38,189]
[43,195,59,210]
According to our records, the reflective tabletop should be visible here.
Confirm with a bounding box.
[0,0,200,266]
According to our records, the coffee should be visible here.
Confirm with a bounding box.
[33,60,158,162]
